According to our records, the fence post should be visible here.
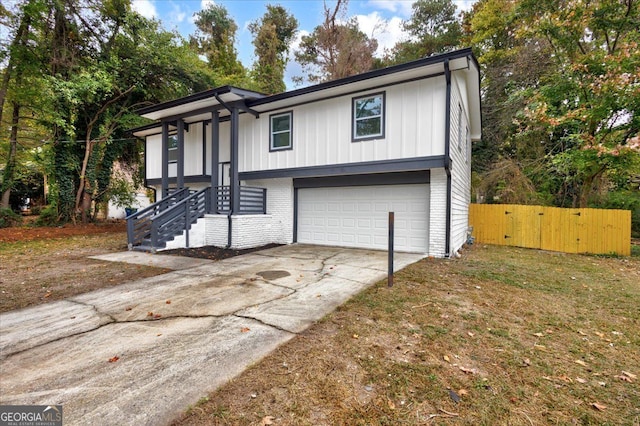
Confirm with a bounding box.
[388,211,394,288]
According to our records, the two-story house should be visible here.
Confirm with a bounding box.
[127,47,481,257]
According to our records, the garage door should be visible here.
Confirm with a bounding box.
[297,184,429,252]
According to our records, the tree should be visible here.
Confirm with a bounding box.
[249,4,298,94]
[190,3,247,85]
[465,0,640,209]
[1,0,216,222]
[294,0,378,85]
[389,0,462,64]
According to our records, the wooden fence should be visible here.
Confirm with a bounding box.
[468,204,631,256]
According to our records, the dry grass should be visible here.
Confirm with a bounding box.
[0,231,169,313]
[174,245,640,426]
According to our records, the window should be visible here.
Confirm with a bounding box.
[352,92,385,141]
[270,111,293,151]
[168,135,178,163]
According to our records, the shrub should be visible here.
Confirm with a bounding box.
[0,208,22,228]
[35,205,60,227]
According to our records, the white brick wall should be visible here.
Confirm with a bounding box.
[243,178,294,244]
[204,215,229,247]
[429,168,447,257]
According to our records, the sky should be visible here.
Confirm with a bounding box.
[131,0,477,89]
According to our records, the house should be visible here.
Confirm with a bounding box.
[127,47,481,257]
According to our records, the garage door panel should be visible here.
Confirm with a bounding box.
[298,184,429,252]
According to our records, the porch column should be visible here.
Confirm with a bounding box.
[210,110,219,213]
[161,121,169,198]
[230,107,240,213]
[177,119,185,190]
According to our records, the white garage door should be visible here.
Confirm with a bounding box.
[297,184,429,252]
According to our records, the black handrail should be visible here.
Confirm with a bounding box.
[126,188,190,248]
[150,187,209,248]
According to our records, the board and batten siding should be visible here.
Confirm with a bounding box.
[146,122,232,180]
[238,77,447,173]
[449,73,472,254]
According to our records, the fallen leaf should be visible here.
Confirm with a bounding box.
[459,366,475,374]
[153,314,162,319]
[578,330,588,336]
[545,329,553,334]
[125,307,132,311]
[166,300,171,304]
[467,331,475,337]
[458,388,468,396]
[259,416,275,426]
[523,358,531,366]
[576,377,587,384]
[352,334,359,339]
[595,331,605,338]
[533,332,544,337]
[591,402,607,411]
[558,375,573,383]
[156,333,162,337]
[615,375,633,383]
[575,359,587,367]
[44,292,52,298]
[108,356,120,363]
[443,355,450,362]
[387,399,396,410]
[621,371,637,380]
[147,311,153,317]
[534,344,546,351]
[241,327,250,333]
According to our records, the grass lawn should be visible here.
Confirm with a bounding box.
[174,244,640,425]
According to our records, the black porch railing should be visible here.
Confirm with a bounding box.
[127,185,267,251]
[215,186,267,214]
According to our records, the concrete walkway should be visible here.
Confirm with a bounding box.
[0,244,424,425]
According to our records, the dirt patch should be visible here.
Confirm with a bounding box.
[161,244,281,261]
[0,221,126,243]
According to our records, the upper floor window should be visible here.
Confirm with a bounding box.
[168,135,178,164]
[270,111,293,151]
[352,92,385,141]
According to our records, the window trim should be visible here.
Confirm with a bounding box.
[351,91,385,142]
[269,111,293,152]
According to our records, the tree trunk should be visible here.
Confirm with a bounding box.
[75,138,95,223]
[1,102,21,209]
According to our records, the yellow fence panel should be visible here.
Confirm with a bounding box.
[469,204,631,256]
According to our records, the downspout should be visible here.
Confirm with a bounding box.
[444,59,452,258]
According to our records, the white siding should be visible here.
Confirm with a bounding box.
[146,134,162,180]
[449,77,472,254]
[239,77,447,173]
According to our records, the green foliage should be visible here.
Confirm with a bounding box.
[190,3,246,81]
[0,208,22,228]
[388,0,462,63]
[249,5,298,94]
[35,205,60,227]
[465,0,640,209]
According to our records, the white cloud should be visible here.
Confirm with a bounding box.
[201,0,215,9]
[367,0,415,17]
[131,0,158,19]
[355,12,408,57]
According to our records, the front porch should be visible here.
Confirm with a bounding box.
[129,87,269,252]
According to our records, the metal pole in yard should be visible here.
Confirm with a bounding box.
[388,211,394,287]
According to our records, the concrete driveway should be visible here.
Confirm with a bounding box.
[0,244,424,425]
